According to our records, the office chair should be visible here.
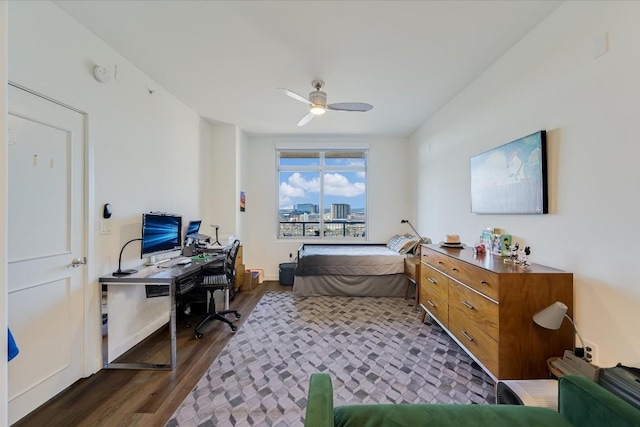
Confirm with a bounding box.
[193,239,242,339]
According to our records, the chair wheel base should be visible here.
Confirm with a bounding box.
[235,313,241,320]
[195,332,203,340]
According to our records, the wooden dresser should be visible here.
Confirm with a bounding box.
[419,244,573,380]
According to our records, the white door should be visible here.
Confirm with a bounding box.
[7,84,86,424]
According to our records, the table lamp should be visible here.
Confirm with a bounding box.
[533,301,584,357]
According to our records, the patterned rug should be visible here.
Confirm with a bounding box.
[166,292,495,426]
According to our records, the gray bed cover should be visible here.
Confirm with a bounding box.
[296,245,405,276]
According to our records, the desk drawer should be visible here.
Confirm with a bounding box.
[420,263,449,301]
[448,281,499,341]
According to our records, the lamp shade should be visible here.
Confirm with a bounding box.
[533,301,568,330]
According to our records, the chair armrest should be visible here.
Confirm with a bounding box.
[559,375,640,427]
[305,373,334,427]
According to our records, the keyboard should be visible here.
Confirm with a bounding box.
[159,257,191,268]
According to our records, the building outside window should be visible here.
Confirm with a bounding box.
[277,149,367,239]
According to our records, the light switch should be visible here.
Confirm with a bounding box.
[99,220,112,235]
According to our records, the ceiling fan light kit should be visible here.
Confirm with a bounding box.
[280,79,373,126]
[310,105,326,115]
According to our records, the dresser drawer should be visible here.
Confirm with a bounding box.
[448,281,499,341]
[446,259,499,301]
[420,263,449,301]
[421,247,452,274]
[449,307,499,376]
[420,292,448,329]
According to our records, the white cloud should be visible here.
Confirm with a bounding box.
[279,172,365,208]
[324,173,365,197]
[288,172,320,193]
[279,173,319,208]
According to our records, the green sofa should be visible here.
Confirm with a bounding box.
[304,373,640,427]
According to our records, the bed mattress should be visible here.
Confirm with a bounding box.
[296,244,405,276]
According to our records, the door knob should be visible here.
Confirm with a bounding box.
[69,257,87,268]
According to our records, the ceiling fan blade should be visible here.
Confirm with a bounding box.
[280,88,312,105]
[297,112,315,127]
[327,102,374,112]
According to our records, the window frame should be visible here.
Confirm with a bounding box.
[276,148,368,240]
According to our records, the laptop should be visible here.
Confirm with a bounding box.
[185,220,210,241]
[186,220,201,237]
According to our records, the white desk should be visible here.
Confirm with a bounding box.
[99,254,224,370]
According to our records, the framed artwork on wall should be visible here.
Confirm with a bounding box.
[470,130,548,214]
[240,191,246,212]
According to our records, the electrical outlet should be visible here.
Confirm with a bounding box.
[583,340,598,365]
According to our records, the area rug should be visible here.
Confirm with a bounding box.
[166,292,494,427]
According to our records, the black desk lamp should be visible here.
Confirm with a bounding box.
[401,219,421,238]
[210,224,221,246]
[113,238,142,276]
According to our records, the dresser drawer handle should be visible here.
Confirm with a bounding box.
[438,261,444,265]
[427,300,436,307]
[462,300,475,310]
[461,330,474,342]
[480,280,488,285]
[452,267,459,272]
[427,278,437,285]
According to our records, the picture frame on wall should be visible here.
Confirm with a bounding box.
[470,130,548,214]
[240,191,246,212]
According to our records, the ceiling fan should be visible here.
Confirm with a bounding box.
[280,80,373,127]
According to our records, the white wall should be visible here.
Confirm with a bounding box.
[244,135,412,280]
[8,1,212,368]
[1,2,9,424]
[209,124,243,243]
[410,1,640,367]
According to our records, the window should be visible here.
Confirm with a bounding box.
[278,149,367,239]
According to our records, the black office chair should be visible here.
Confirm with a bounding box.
[193,239,242,339]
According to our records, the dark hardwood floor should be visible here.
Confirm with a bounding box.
[15,281,291,427]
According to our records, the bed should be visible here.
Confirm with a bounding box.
[293,237,421,297]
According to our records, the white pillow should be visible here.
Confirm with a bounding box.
[387,234,404,250]
[395,235,421,254]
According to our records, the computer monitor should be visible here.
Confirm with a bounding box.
[140,213,182,259]
[186,220,201,237]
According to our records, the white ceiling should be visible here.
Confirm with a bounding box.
[54,0,561,137]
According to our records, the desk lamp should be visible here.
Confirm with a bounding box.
[113,238,142,276]
[401,219,420,238]
[533,301,585,357]
[210,224,222,246]
[401,219,431,243]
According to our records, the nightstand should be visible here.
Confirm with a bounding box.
[404,256,420,307]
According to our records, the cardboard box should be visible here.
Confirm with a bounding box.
[248,268,264,284]
[242,270,260,291]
